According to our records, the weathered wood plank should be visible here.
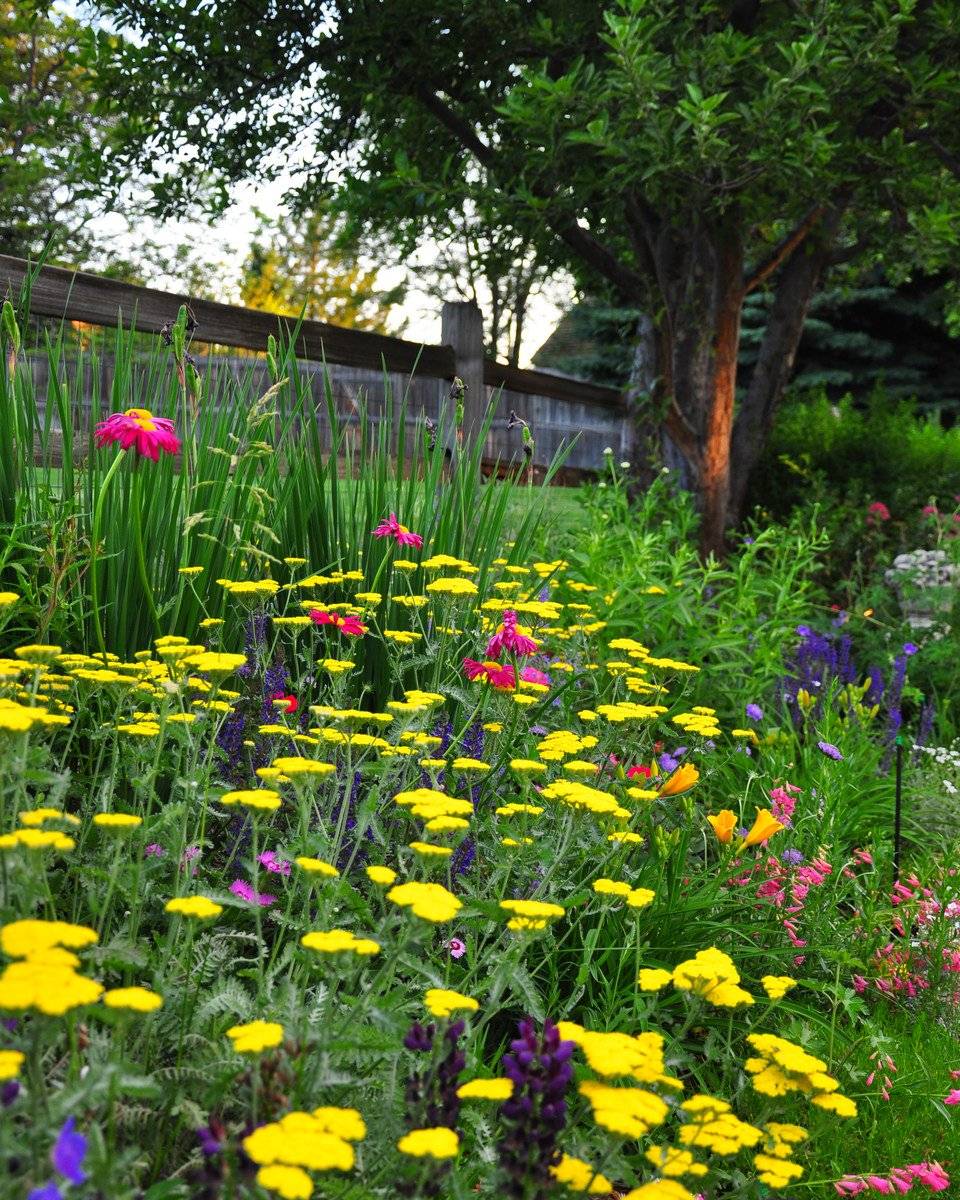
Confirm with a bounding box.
[0,256,457,378]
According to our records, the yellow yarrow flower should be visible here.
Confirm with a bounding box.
[295,857,340,877]
[387,881,461,922]
[424,988,479,1018]
[0,1049,25,1079]
[227,1020,285,1053]
[456,1078,513,1101]
[301,930,380,956]
[0,829,75,852]
[102,986,163,1012]
[165,896,222,920]
[256,1164,313,1199]
[365,865,397,886]
[219,789,282,811]
[761,975,798,1000]
[397,1127,459,1159]
[93,813,142,829]
[549,1153,613,1193]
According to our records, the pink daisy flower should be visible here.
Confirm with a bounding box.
[94,408,180,461]
[309,610,367,637]
[485,611,538,657]
[372,513,423,548]
[520,666,551,687]
[463,658,516,690]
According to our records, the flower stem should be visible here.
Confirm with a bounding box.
[132,465,162,638]
[90,451,126,660]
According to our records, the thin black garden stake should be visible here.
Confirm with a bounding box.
[893,735,904,882]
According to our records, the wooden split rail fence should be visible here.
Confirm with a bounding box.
[0,255,632,478]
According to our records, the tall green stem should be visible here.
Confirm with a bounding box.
[90,451,126,660]
[132,465,162,637]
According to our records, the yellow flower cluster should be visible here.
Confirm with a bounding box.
[639,947,753,1008]
[387,881,462,922]
[227,1019,285,1053]
[745,1033,857,1115]
[396,1126,459,1158]
[0,919,103,1014]
[301,930,380,956]
[499,898,564,932]
[592,878,655,910]
[244,1107,366,1192]
[424,988,479,1017]
[540,779,629,820]
[558,1022,681,1089]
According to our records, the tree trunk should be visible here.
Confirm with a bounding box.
[698,235,744,557]
[727,208,842,521]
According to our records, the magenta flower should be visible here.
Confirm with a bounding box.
[945,1089,960,1105]
[463,658,516,690]
[373,513,423,548]
[485,611,538,658]
[229,879,276,907]
[866,501,891,523]
[144,843,166,857]
[520,666,551,687]
[446,937,466,960]
[94,408,180,461]
[258,850,291,876]
[309,609,367,637]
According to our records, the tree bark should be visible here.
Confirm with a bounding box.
[697,233,744,558]
[727,206,843,521]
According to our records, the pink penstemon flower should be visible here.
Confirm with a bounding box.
[94,407,181,461]
[372,513,423,548]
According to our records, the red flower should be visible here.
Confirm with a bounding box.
[485,610,538,657]
[463,658,516,690]
[269,691,298,714]
[626,764,653,780]
[309,610,367,637]
[372,513,423,548]
[94,408,180,461]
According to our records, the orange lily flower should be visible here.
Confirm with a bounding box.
[707,810,737,844]
[741,807,786,848]
[658,762,699,797]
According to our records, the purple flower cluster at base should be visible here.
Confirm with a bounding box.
[498,1018,574,1199]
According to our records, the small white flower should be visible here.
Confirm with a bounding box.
[620,461,630,469]
[602,446,613,455]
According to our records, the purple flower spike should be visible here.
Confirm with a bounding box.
[51,1117,87,1185]
[746,703,763,721]
[29,1185,62,1200]
[817,740,843,762]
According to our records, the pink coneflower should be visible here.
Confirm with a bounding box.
[94,408,180,461]
[230,879,276,907]
[485,611,538,657]
[309,610,367,637]
[258,850,291,876]
[373,513,423,548]
[463,658,516,690]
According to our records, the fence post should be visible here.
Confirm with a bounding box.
[441,300,486,448]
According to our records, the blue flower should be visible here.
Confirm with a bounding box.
[745,703,763,721]
[52,1117,87,1185]
[817,740,843,762]
[781,849,804,866]
[28,1185,62,1200]
[903,642,918,656]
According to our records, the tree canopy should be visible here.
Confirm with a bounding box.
[93,0,960,551]
[1,1,110,259]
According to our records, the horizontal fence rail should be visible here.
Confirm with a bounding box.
[0,254,631,475]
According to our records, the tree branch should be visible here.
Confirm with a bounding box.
[742,204,826,295]
[413,84,648,299]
